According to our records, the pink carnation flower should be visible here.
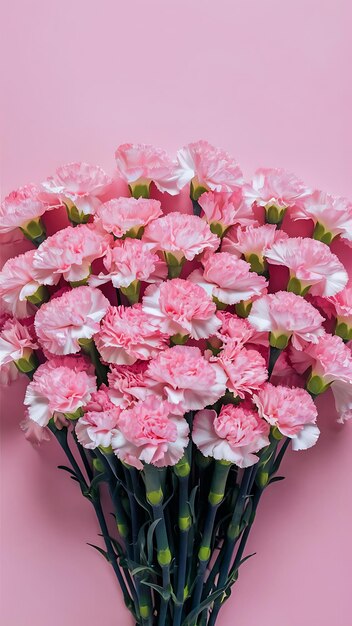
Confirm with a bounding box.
[189,252,267,305]
[199,189,256,232]
[115,143,179,195]
[216,311,268,348]
[95,197,162,238]
[248,291,324,350]
[253,383,319,450]
[20,413,51,445]
[42,162,112,216]
[142,278,221,340]
[95,305,169,365]
[76,406,121,449]
[266,237,348,297]
[35,286,109,355]
[176,140,243,192]
[0,249,42,318]
[111,396,189,469]
[290,334,352,423]
[246,168,306,209]
[0,184,53,233]
[292,191,352,245]
[108,362,149,409]
[217,342,268,398]
[146,345,227,411]
[192,404,270,467]
[222,224,288,261]
[0,318,37,366]
[24,357,97,426]
[83,384,115,412]
[327,285,352,328]
[90,238,167,289]
[32,223,112,285]
[143,212,219,262]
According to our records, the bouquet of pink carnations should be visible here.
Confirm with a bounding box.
[1,141,351,626]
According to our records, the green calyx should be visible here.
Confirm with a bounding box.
[120,280,141,305]
[69,269,91,288]
[174,457,191,478]
[99,445,113,454]
[313,222,334,245]
[64,408,84,421]
[265,204,286,226]
[190,178,209,202]
[124,225,145,239]
[235,300,252,318]
[128,181,151,199]
[20,218,46,245]
[335,320,352,341]
[92,458,105,473]
[170,333,189,346]
[65,203,90,225]
[287,276,311,296]
[15,350,38,374]
[246,253,266,274]
[26,284,50,307]
[157,548,172,566]
[256,470,269,488]
[213,296,227,311]
[178,515,191,531]
[146,487,164,506]
[139,605,150,620]
[269,332,289,350]
[165,252,185,279]
[210,221,227,238]
[307,374,330,396]
[198,546,211,562]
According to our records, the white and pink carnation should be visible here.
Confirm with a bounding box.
[143,212,219,262]
[253,383,319,450]
[146,345,227,411]
[290,333,352,423]
[199,189,256,232]
[0,318,37,366]
[142,279,221,340]
[42,162,112,216]
[265,237,348,297]
[20,413,51,445]
[192,404,270,467]
[111,396,189,469]
[76,406,121,449]
[115,143,179,195]
[24,357,97,426]
[108,362,149,408]
[90,238,167,289]
[176,140,243,193]
[292,191,352,245]
[248,291,324,350]
[189,252,267,305]
[0,184,54,234]
[83,384,115,412]
[0,250,42,318]
[246,168,306,210]
[95,197,163,238]
[327,285,352,330]
[34,286,109,355]
[222,224,288,261]
[217,341,268,398]
[32,223,112,285]
[95,305,169,365]
[216,311,268,348]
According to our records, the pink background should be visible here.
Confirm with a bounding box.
[1,1,352,625]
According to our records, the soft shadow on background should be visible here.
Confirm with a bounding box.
[1,1,352,625]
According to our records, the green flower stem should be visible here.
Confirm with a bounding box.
[79,338,108,386]
[173,451,191,626]
[72,430,93,481]
[267,346,282,378]
[191,461,231,616]
[144,465,172,626]
[191,198,202,216]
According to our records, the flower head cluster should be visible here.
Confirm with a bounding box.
[95,197,162,238]
[0,184,53,234]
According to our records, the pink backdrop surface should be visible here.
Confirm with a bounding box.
[1,1,352,625]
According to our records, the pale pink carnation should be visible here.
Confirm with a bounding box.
[222,224,288,260]
[42,162,112,216]
[248,291,324,350]
[253,383,319,450]
[146,345,227,411]
[90,238,167,289]
[189,253,267,305]
[142,279,221,340]
[217,342,268,398]
[95,197,162,238]
[24,357,97,426]
[108,362,149,408]
[111,396,189,469]
[115,143,179,195]
[192,405,269,467]
[327,285,352,328]
[246,168,306,209]
[143,213,219,262]
[20,414,51,445]
[95,305,169,365]
[35,286,109,355]
[292,191,352,244]
[176,140,243,192]
[0,319,37,366]
[0,184,53,234]
[76,407,121,449]
[216,311,268,348]
[0,250,42,318]
[266,237,348,297]
[32,223,112,285]
[84,384,115,412]
[199,189,256,231]
[290,334,352,423]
